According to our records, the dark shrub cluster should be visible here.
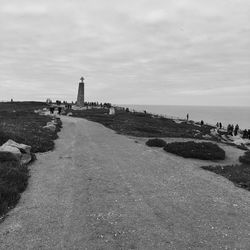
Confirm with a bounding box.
[202,151,250,191]
[202,164,250,191]
[239,151,250,165]
[164,141,225,160]
[0,161,29,216]
[146,138,167,147]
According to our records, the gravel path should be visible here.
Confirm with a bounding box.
[0,116,250,249]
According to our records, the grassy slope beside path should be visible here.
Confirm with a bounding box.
[202,150,250,191]
[66,108,214,139]
[0,102,62,217]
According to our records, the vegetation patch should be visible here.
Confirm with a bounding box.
[202,164,250,191]
[163,141,225,160]
[239,151,250,165]
[146,138,167,147]
[0,160,30,216]
[0,103,62,153]
[65,108,214,139]
[202,151,250,191]
[0,102,62,218]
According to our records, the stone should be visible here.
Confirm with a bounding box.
[67,112,73,116]
[4,139,31,154]
[21,153,32,165]
[109,107,115,115]
[43,124,56,132]
[0,140,33,165]
[0,145,22,160]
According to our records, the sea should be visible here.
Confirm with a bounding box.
[120,105,250,130]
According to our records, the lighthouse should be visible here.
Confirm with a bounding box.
[77,76,85,106]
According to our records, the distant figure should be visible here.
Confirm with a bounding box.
[144,110,147,114]
[125,108,129,112]
[243,129,248,139]
[186,113,189,121]
[201,120,204,126]
[58,107,62,115]
[219,122,222,129]
[227,124,234,136]
[49,107,55,114]
[216,122,219,127]
[234,124,239,136]
[11,98,13,102]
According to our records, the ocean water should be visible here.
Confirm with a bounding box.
[121,105,250,130]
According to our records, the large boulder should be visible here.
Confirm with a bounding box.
[3,139,31,154]
[0,145,22,160]
[0,140,32,165]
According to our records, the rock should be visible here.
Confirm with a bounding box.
[43,124,56,132]
[0,140,33,165]
[4,139,31,154]
[21,153,32,165]
[203,134,212,139]
[109,107,115,115]
[0,145,22,159]
[67,112,73,116]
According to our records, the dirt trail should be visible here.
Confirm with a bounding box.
[0,116,250,249]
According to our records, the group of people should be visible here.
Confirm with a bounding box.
[83,102,112,108]
[216,122,223,129]
[49,106,62,115]
[226,124,239,136]
[242,129,250,139]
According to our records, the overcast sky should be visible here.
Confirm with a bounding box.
[0,0,249,106]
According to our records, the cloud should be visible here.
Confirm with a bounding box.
[1,2,48,15]
[0,0,249,105]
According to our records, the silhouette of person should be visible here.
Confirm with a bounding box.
[58,107,62,115]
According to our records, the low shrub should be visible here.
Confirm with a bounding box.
[0,152,20,163]
[202,164,250,191]
[146,138,167,147]
[0,160,29,216]
[164,141,225,160]
[239,151,250,165]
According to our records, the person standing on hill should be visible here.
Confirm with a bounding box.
[234,124,239,136]
[49,106,54,114]
[58,106,62,115]
[186,113,189,121]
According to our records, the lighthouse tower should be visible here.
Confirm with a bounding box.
[77,76,85,106]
